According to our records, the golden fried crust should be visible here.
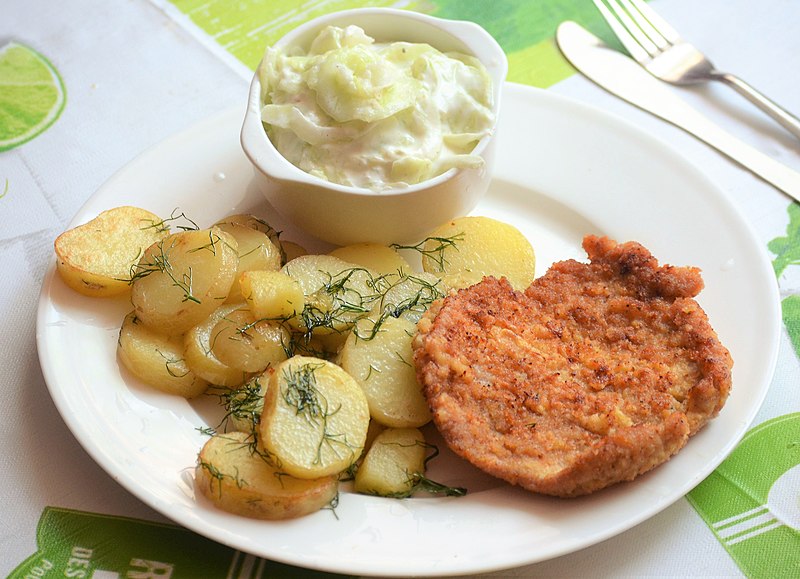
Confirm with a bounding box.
[413,235,732,497]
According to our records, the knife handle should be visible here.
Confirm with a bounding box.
[662,99,800,202]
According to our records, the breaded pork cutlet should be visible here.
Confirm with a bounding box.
[413,235,732,497]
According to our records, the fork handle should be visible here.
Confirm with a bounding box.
[713,72,800,141]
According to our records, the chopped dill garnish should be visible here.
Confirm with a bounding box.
[144,208,200,233]
[407,442,467,498]
[187,229,223,257]
[408,474,467,498]
[282,362,325,419]
[197,460,246,496]
[323,492,341,519]
[281,362,357,464]
[359,441,468,499]
[196,426,216,436]
[305,268,383,329]
[350,273,444,342]
[128,236,201,304]
[207,378,266,432]
[391,233,464,272]
[155,348,189,378]
[339,462,358,482]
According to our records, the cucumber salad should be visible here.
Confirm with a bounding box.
[258,24,495,191]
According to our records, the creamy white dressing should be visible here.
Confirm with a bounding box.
[258,25,495,191]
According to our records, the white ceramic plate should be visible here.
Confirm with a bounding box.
[37,83,780,577]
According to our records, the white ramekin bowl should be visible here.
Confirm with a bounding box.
[240,8,507,246]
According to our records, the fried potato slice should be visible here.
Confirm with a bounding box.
[239,270,305,321]
[117,311,208,398]
[54,206,168,297]
[259,356,370,479]
[421,216,536,291]
[130,227,238,334]
[214,213,281,244]
[184,302,251,388]
[214,213,306,266]
[329,243,411,275]
[214,222,282,303]
[369,271,444,324]
[196,431,338,520]
[354,427,426,497]
[281,254,379,335]
[339,316,432,428]
[210,308,289,373]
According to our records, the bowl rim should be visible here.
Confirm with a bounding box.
[240,7,508,197]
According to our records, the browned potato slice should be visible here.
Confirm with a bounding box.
[130,227,238,334]
[54,206,168,297]
[339,316,431,428]
[354,428,426,497]
[210,308,289,373]
[184,302,251,387]
[259,356,369,479]
[421,216,536,290]
[196,431,338,520]
[117,311,208,397]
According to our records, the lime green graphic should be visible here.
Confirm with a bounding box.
[0,42,66,152]
[170,0,417,74]
[769,203,800,277]
[168,0,618,88]
[687,413,800,578]
[10,507,353,578]
[768,202,800,358]
[782,294,800,358]
[430,0,618,86]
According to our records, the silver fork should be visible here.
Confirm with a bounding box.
[593,0,800,140]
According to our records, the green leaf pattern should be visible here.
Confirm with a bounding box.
[768,203,800,277]
[769,202,800,358]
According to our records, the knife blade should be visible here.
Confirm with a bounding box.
[556,21,800,202]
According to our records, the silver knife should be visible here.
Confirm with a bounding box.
[556,21,800,202]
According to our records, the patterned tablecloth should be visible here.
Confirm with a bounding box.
[2,0,799,577]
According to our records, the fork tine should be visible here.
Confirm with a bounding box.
[592,0,656,62]
[618,0,670,50]
[627,0,682,44]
